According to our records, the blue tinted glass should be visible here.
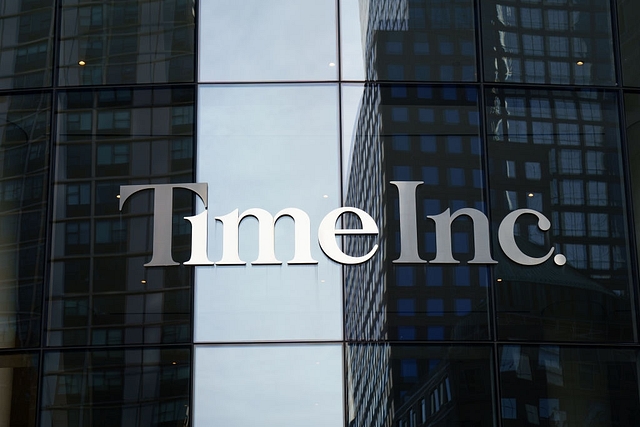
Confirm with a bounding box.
[473,169,483,188]
[427,299,444,316]
[455,298,472,315]
[420,135,437,152]
[427,327,445,340]
[392,107,409,122]
[448,167,465,185]
[392,135,411,151]
[422,166,439,184]
[397,299,415,316]
[419,108,435,122]
[446,136,462,153]
[388,65,405,79]
[454,232,469,253]
[424,199,441,214]
[445,109,460,123]
[391,86,407,98]
[454,266,470,286]
[443,86,457,100]
[396,267,415,286]
[398,327,416,340]
[394,165,412,180]
[426,267,443,286]
[417,86,433,99]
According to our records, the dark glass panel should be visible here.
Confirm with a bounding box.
[347,344,495,427]
[481,0,615,85]
[41,347,190,427]
[0,0,55,89]
[618,1,640,87]
[624,93,640,277]
[499,346,640,426]
[344,84,490,341]
[58,0,195,86]
[486,88,634,342]
[48,87,195,347]
[0,352,39,427]
[0,92,50,348]
[341,0,477,81]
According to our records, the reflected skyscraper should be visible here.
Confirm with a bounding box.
[2,0,640,425]
[345,1,639,426]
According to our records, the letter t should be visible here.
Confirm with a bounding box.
[119,183,208,267]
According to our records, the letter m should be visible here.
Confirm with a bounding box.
[215,208,317,265]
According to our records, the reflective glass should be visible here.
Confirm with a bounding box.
[0,352,39,427]
[499,346,640,426]
[48,87,195,346]
[194,344,343,426]
[619,1,640,86]
[340,0,477,82]
[481,0,616,85]
[0,92,50,348]
[342,84,490,341]
[199,0,337,82]
[58,0,195,86]
[0,0,55,88]
[41,347,190,427]
[624,92,640,269]
[618,0,640,87]
[347,344,495,427]
[486,88,634,342]
[195,84,341,342]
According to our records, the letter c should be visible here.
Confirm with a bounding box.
[498,209,554,266]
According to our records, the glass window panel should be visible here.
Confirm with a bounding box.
[0,1,55,88]
[623,93,640,271]
[58,0,195,85]
[343,84,489,341]
[199,0,337,82]
[348,344,495,426]
[41,348,190,427]
[195,84,341,342]
[0,92,50,348]
[487,88,634,342]
[340,0,477,81]
[0,353,38,426]
[49,87,195,347]
[482,0,615,85]
[194,344,343,426]
[618,1,640,86]
[499,346,640,427]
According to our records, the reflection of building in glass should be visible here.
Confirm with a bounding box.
[483,0,615,85]
[487,88,633,342]
[2,0,640,425]
[345,3,489,426]
[360,0,476,82]
[58,0,195,85]
[0,1,55,88]
[346,1,639,427]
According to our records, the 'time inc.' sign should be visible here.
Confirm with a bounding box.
[118,181,566,268]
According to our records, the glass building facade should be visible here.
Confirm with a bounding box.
[2,0,640,426]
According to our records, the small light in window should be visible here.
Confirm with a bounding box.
[329,62,335,67]
[116,194,121,199]
[141,280,147,284]
[576,61,584,66]
[172,361,177,365]
[528,193,534,197]
[78,60,86,66]
[497,278,503,282]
